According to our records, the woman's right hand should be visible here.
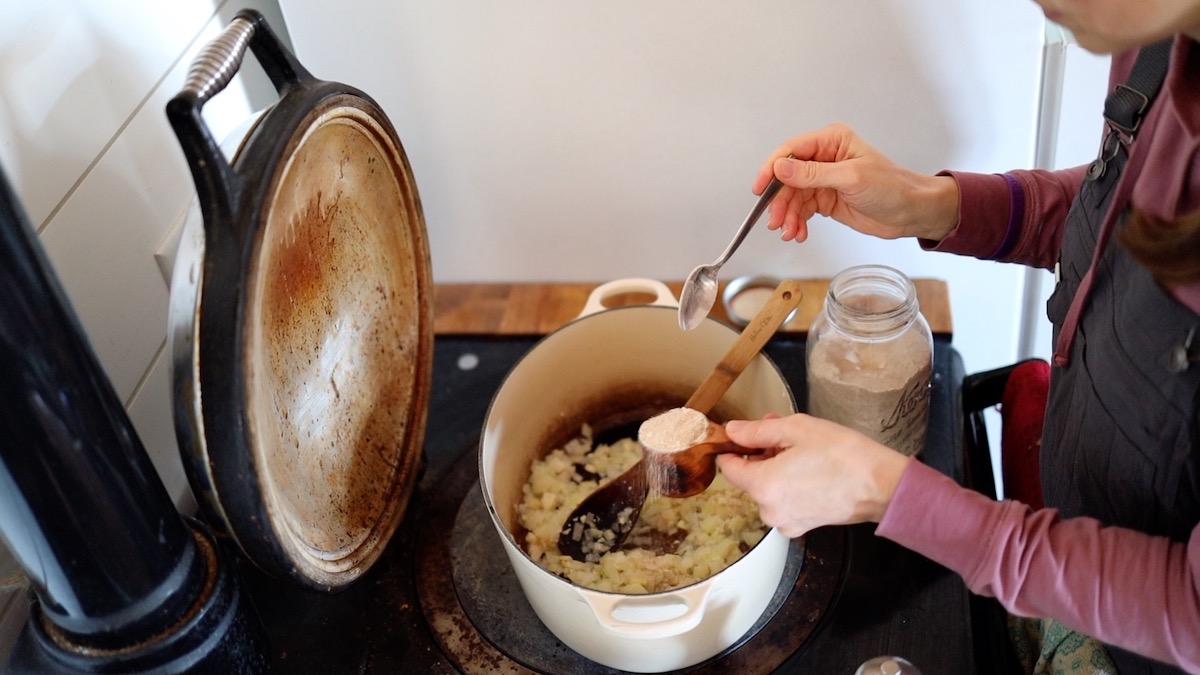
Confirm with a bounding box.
[755,123,961,244]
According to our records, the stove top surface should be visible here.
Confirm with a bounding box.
[234,335,989,674]
[419,431,843,674]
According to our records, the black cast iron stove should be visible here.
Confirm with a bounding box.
[233,333,991,674]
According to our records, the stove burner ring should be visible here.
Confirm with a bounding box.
[415,449,844,674]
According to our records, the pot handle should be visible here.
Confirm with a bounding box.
[578,278,678,318]
[580,584,713,640]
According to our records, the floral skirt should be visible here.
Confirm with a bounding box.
[1008,616,1117,674]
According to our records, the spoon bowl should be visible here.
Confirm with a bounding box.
[678,265,720,331]
[677,169,788,331]
[557,279,802,562]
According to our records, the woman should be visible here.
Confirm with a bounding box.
[716,1,1200,672]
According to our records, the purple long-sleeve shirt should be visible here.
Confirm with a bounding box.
[877,37,1200,670]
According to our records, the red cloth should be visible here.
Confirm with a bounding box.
[999,359,1050,510]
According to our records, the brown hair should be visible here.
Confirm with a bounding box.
[1121,208,1200,284]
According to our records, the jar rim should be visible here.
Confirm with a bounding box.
[825,265,919,338]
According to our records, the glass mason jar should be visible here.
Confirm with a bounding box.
[806,265,933,457]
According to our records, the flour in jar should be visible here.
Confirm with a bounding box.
[807,315,931,457]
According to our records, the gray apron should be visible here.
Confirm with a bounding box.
[1042,39,1199,674]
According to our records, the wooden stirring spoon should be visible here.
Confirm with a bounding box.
[557,279,802,562]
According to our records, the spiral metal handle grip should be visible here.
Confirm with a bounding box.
[181,17,255,104]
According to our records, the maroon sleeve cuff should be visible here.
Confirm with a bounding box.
[989,173,1025,259]
[918,171,1014,259]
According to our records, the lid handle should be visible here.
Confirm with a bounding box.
[165,9,312,247]
[181,9,314,104]
[179,16,255,105]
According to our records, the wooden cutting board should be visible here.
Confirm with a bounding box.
[433,279,952,338]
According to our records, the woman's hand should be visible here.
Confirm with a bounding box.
[755,123,960,244]
[716,413,911,538]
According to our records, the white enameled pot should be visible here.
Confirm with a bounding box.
[479,278,796,673]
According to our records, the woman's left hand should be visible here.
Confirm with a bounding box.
[716,413,911,538]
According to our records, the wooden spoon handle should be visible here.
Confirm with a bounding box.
[694,420,765,457]
[684,279,803,415]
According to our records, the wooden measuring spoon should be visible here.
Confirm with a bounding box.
[641,411,769,498]
[557,279,802,562]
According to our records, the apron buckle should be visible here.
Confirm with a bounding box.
[1086,126,1126,181]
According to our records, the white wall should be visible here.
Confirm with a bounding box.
[1024,38,1112,361]
[0,0,291,660]
[279,1,1111,378]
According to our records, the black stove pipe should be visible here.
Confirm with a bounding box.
[0,165,266,672]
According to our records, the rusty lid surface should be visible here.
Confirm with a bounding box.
[237,93,432,588]
[167,9,432,593]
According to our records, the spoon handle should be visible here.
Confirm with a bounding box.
[685,279,803,414]
[712,175,786,267]
[694,420,765,457]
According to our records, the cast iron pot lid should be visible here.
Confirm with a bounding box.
[165,10,432,591]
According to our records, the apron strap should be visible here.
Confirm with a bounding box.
[1104,42,1172,135]
[1051,39,1173,368]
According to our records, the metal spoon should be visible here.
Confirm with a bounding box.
[557,279,802,562]
[678,170,789,331]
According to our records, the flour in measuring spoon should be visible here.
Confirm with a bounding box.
[639,407,709,454]
[639,406,711,496]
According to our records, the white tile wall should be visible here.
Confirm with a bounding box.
[0,0,291,662]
